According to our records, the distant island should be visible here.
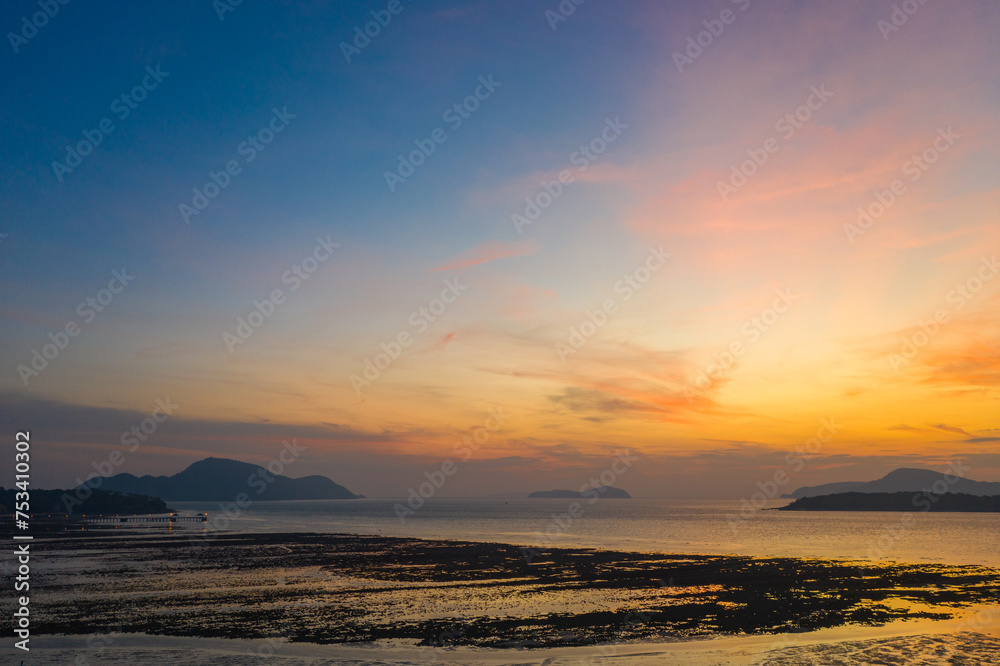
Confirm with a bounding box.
[529,487,631,499]
[782,467,1000,499]
[0,487,171,515]
[87,457,359,501]
[778,492,1000,512]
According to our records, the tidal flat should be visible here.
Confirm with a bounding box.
[23,531,1000,649]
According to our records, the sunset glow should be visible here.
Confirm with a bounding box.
[2,0,998,498]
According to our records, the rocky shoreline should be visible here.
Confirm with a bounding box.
[25,531,1000,649]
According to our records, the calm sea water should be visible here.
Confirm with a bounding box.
[168,498,1000,567]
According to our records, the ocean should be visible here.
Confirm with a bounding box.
[16,497,1000,665]
[165,497,1000,567]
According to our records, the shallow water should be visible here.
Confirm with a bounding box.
[23,532,1000,650]
[165,498,1000,567]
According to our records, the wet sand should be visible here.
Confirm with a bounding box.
[10,624,1000,665]
[6,531,1000,663]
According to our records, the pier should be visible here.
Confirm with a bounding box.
[1,513,208,526]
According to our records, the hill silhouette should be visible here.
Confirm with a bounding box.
[0,487,170,515]
[783,467,999,499]
[779,491,1000,512]
[88,457,358,501]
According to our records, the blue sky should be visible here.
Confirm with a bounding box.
[2,0,998,497]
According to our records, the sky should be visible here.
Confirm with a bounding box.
[1,0,998,498]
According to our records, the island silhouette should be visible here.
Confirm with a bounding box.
[783,467,999,498]
[84,457,359,501]
[779,492,1000,512]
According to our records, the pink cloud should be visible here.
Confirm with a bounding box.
[429,239,540,272]
[415,332,456,355]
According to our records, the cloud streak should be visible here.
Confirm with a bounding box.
[429,239,540,272]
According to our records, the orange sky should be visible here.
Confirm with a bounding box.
[2,0,998,497]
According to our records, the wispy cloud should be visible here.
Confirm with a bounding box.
[429,239,540,272]
[929,423,973,437]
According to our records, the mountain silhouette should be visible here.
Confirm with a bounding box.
[88,457,359,501]
[783,467,999,499]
